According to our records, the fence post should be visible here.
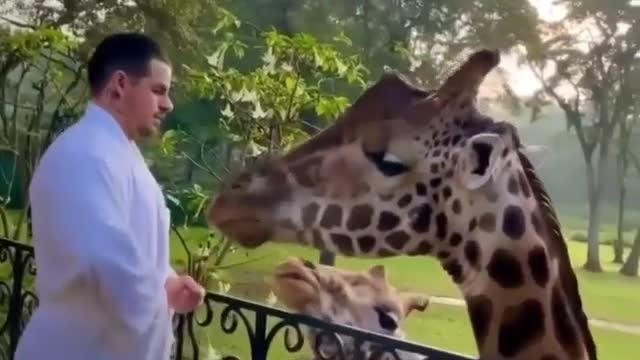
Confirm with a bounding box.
[251,309,268,360]
[7,246,26,360]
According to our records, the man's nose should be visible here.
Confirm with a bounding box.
[160,97,174,113]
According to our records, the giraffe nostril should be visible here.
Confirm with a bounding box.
[231,182,242,190]
[302,259,316,269]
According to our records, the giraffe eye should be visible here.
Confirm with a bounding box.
[364,150,410,177]
[374,306,398,331]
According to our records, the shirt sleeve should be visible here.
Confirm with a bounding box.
[31,153,165,336]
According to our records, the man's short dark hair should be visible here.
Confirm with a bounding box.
[87,32,170,95]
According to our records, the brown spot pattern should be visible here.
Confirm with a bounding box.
[468,218,477,232]
[487,248,525,288]
[385,231,410,250]
[452,199,462,214]
[397,194,412,208]
[302,203,319,227]
[377,248,396,257]
[497,299,545,357]
[357,235,376,253]
[485,187,499,202]
[502,205,526,240]
[508,175,519,195]
[346,204,374,231]
[410,204,432,233]
[408,240,432,255]
[449,232,463,247]
[378,211,401,232]
[466,295,493,349]
[442,186,452,200]
[478,213,496,232]
[442,260,464,283]
[464,240,481,269]
[320,204,343,228]
[435,213,448,240]
[531,209,545,238]
[330,233,354,255]
[528,245,550,288]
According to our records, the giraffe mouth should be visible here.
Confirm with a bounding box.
[207,195,275,248]
[274,271,307,282]
[210,216,273,248]
[273,258,320,288]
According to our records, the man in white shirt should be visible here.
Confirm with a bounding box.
[14,32,205,360]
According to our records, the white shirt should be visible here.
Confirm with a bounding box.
[15,102,176,360]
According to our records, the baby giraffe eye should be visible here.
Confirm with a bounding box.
[364,150,410,177]
[374,306,398,331]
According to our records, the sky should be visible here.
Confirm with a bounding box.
[491,0,569,98]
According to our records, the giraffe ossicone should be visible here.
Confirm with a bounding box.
[271,256,430,360]
[207,49,597,360]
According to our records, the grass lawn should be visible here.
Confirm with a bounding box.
[169,223,640,360]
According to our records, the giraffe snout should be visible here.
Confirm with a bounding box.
[206,193,275,248]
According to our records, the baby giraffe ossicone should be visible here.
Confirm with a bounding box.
[272,257,430,360]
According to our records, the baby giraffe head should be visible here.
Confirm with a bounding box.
[272,257,430,358]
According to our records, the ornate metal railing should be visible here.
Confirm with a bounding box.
[0,237,473,360]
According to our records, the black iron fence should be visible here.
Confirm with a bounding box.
[0,237,473,360]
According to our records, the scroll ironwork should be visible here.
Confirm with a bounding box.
[0,237,473,360]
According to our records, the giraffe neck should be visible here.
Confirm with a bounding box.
[452,158,593,360]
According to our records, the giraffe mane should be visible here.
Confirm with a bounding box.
[517,150,597,360]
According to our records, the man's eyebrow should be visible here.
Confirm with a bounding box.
[153,83,169,92]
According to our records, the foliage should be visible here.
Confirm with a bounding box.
[183,13,368,155]
[0,24,86,239]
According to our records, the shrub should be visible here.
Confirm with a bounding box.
[570,232,588,243]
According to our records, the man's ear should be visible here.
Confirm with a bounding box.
[399,293,430,317]
[520,144,549,169]
[458,133,505,190]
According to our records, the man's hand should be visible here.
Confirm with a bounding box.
[165,274,205,314]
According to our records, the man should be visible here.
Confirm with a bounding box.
[14,32,204,360]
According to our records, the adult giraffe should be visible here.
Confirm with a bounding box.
[207,49,597,360]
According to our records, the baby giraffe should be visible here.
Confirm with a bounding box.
[272,257,430,360]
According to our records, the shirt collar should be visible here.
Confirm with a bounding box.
[83,101,133,146]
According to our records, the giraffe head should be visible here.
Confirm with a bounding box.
[272,257,429,358]
[208,49,598,360]
[207,49,525,257]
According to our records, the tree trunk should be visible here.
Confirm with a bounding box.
[620,228,640,277]
[583,160,603,272]
[614,189,626,263]
[614,171,626,264]
[614,114,633,264]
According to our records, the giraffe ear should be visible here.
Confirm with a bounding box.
[458,132,505,190]
[368,264,387,280]
[520,144,549,169]
[399,293,430,317]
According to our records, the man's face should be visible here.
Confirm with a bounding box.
[119,59,174,139]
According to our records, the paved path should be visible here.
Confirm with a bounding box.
[429,296,640,336]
